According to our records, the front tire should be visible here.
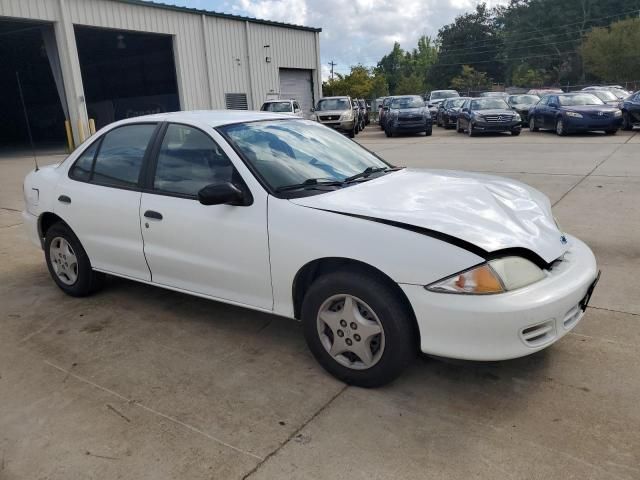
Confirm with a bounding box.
[555,118,567,136]
[44,222,105,297]
[456,120,463,133]
[302,270,416,387]
[511,129,521,136]
[385,127,393,137]
[529,117,539,132]
[468,122,475,137]
[622,111,633,131]
[425,125,433,136]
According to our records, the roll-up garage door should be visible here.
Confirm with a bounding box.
[279,69,313,118]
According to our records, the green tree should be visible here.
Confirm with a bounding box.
[511,64,546,87]
[582,18,640,82]
[376,42,407,94]
[321,65,388,99]
[395,73,425,94]
[450,65,492,94]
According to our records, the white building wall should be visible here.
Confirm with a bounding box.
[0,0,321,143]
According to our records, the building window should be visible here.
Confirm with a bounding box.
[225,93,248,110]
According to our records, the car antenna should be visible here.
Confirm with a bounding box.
[16,71,39,171]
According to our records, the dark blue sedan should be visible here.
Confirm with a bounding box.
[528,93,623,136]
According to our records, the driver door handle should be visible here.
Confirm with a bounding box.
[144,210,163,220]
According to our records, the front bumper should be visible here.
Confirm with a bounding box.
[473,120,521,132]
[401,235,598,361]
[318,119,355,133]
[388,119,429,133]
[565,116,622,132]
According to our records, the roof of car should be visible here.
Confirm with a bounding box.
[116,110,293,128]
[262,99,294,103]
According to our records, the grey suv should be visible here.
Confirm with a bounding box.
[313,96,358,138]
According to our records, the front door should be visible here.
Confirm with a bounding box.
[139,123,273,310]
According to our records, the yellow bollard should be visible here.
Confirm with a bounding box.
[89,118,96,136]
[64,120,75,152]
[77,120,86,143]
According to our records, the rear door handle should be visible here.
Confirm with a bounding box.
[58,195,71,204]
[144,210,163,220]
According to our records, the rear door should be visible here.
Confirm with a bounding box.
[56,123,158,280]
[139,122,273,310]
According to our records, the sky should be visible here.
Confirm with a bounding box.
[152,0,507,80]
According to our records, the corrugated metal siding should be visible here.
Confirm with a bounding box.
[0,0,320,112]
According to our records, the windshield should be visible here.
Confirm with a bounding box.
[509,95,539,104]
[558,94,604,106]
[480,92,507,97]
[220,120,388,191]
[316,98,350,111]
[445,98,467,108]
[431,91,458,100]
[261,102,292,113]
[390,96,424,109]
[470,98,510,110]
[590,91,618,102]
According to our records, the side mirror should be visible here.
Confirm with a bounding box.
[198,182,245,206]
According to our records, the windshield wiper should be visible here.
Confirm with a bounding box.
[343,166,402,183]
[275,178,344,193]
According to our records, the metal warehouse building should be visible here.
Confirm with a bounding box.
[0,0,322,151]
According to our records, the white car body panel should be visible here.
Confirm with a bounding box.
[291,168,567,264]
[22,110,599,363]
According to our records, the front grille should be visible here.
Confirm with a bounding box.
[588,112,612,119]
[482,114,514,123]
[319,115,340,121]
[520,320,555,347]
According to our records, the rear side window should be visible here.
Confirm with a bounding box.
[69,141,99,182]
[153,124,235,196]
[92,124,156,187]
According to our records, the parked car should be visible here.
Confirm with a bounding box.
[587,89,623,106]
[358,99,370,125]
[379,96,395,130]
[457,97,522,136]
[384,95,432,137]
[528,92,622,136]
[506,94,540,122]
[354,98,367,132]
[22,110,599,387]
[436,97,469,128]
[313,96,357,138]
[528,88,563,96]
[582,86,631,99]
[260,99,304,117]
[426,90,459,120]
[620,90,640,130]
[351,99,362,135]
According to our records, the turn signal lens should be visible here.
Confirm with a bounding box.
[427,264,505,295]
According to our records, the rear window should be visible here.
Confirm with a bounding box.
[261,102,293,113]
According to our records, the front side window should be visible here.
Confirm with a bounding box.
[153,124,235,196]
[220,119,388,191]
[92,124,156,187]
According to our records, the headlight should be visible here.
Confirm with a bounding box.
[614,110,622,117]
[341,111,354,121]
[514,113,522,121]
[425,257,546,295]
[566,111,583,118]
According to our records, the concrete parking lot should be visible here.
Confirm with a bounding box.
[1,126,639,479]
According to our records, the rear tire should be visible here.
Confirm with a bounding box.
[622,111,633,131]
[44,222,105,297]
[302,269,416,387]
[605,129,617,135]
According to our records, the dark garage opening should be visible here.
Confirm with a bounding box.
[0,19,68,154]
[75,26,180,131]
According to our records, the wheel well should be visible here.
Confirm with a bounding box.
[292,257,418,329]
[38,212,66,239]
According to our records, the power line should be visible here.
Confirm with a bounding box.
[328,61,337,81]
[431,50,640,68]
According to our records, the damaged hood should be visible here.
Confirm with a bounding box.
[290,169,568,264]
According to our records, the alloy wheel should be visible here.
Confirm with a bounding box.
[556,119,565,136]
[49,237,79,285]
[316,294,385,370]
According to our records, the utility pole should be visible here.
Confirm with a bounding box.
[328,61,337,81]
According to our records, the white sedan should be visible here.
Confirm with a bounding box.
[22,111,599,387]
